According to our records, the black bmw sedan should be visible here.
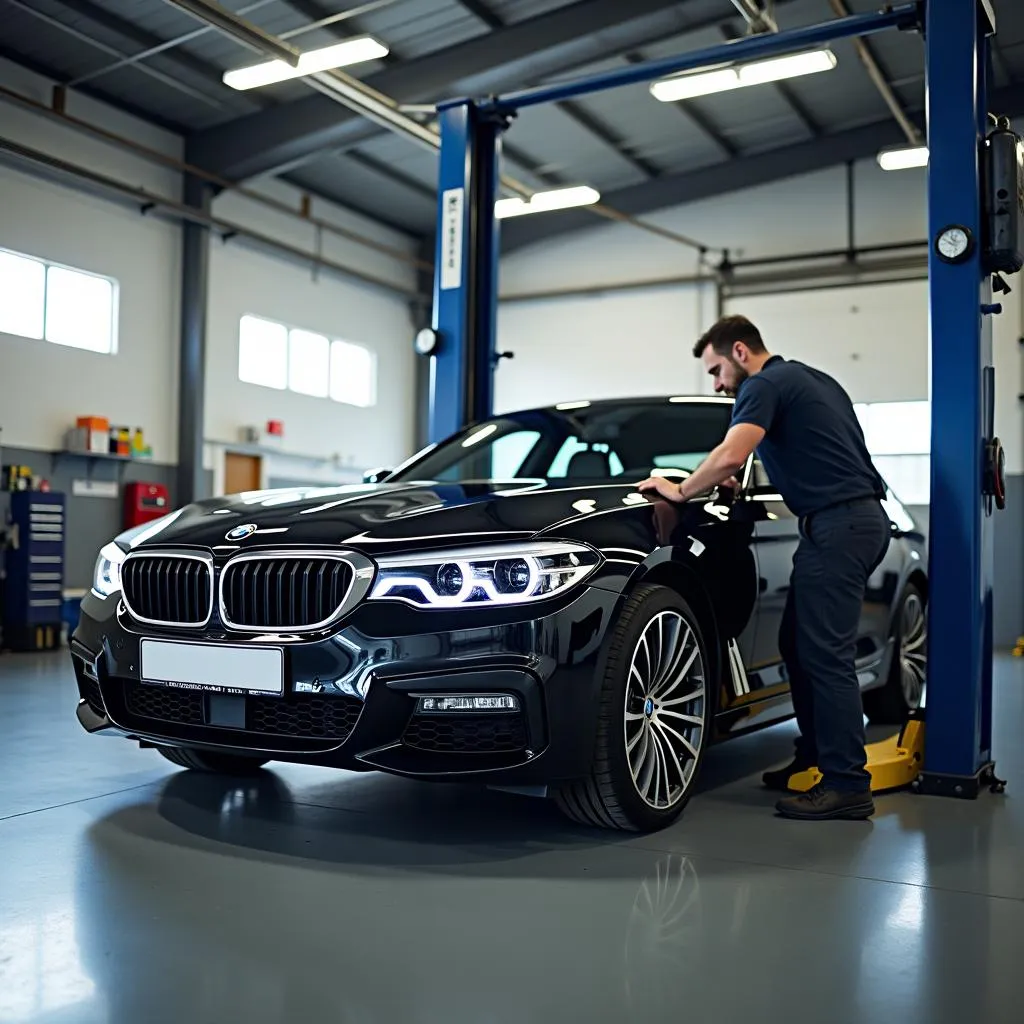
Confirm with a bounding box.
[70,396,928,831]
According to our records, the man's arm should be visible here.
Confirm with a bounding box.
[638,423,766,503]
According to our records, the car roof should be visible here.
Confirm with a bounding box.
[526,395,736,415]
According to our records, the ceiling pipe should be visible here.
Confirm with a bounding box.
[729,0,778,34]
[161,0,302,65]
[828,0,922,146]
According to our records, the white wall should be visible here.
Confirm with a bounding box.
[495,160,929,416]
[500,159,926,296]
[0,58,421,484]
[724,281,929,404]
[494,279,717,413]
[205,181,418,482]
[0,58,182,462]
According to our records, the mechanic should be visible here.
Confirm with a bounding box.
[638,314,890,821]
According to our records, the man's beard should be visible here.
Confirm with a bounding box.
[722,359,748,397]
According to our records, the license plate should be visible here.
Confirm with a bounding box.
[140,640,283,696]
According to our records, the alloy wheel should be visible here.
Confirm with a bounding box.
[623,610,706,810]
[899,592,927,708]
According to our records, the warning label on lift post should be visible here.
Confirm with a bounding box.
[440,187,464,290]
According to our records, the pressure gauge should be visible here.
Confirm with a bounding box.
[414,327,438,355]
[935,224,975,264]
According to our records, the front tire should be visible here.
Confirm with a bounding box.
[555,584,712,832]
[156,745,270,775]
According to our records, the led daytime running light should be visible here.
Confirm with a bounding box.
[369,542,599,608]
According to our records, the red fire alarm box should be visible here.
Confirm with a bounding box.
[123,482,170,529]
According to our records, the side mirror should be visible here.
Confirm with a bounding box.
[363,467,392,484]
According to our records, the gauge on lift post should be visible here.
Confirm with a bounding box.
[414,327,439,356]
[934,224,975,264]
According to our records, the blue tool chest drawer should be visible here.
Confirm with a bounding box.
[3,492,66,649]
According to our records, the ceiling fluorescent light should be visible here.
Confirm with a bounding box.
[877,145,929,170]
[495,186,601,219]
[223,37,389,90]
[651,48,837,102]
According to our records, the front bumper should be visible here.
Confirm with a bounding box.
[70,583,620,785]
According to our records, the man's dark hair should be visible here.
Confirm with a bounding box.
[692,315,767,358]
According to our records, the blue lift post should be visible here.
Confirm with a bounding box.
[919,0,1003,797]
[428,0,1010,797]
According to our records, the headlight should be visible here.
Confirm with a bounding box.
[369,542,600,608]
[92,542,126,598]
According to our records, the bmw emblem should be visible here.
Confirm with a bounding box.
[644,697,655,718]
[226,523,257,541]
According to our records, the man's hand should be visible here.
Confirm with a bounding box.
[637,476,685,502]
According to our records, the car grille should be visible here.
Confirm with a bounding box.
[220,556,355,629]
[122,555,212,626]
[402,713,528,754]
[122,682,362,741]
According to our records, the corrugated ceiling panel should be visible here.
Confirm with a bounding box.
[487,0,579,21]
[291,153,436,232]
[350,0,485,59]
[567,77,733,170]
[503,102,650,191]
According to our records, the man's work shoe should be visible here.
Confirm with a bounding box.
[775,783,875,820]
[762,759,817,792]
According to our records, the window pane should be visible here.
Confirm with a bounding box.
[0,251,45,339]
[45,266,115,353]
[491,430,541,477]
[859,401,931,456]
[288,328,329,397]
[329,340,375,407]
[239,315,287,389]
[874,454,930,505]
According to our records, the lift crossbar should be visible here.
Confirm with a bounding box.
[481,3,921,114]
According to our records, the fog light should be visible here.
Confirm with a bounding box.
[416,694,520,713]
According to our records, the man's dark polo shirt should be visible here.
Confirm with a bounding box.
[730,355,885,517]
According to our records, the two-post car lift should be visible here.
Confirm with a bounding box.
[424,0,1022,800]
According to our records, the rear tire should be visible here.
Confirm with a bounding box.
[863,582,927,725]
[554,584,712,832]
[156,745,270,775]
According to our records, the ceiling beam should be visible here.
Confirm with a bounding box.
[497,85,1024,254]
[184,0,789,182]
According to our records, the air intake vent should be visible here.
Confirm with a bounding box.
[220,555,356,630]
[122,554,213,626]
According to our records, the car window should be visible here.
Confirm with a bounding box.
[547,438,625,478]
[392,400,733,484]
[432,428,542,481]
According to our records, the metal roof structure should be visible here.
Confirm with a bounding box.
[1,0,1023,247]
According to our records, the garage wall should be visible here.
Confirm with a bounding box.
[500,159,926,296]
[496,159,927,414]
[0,58,422,589]
[0,58,182,464]
[206,182,419,482]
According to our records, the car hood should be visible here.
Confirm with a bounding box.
[122,479,655,556]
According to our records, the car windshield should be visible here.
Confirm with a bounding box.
[389,399,734,484]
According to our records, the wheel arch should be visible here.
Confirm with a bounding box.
[616,556,724,710]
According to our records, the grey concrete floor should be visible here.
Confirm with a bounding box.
[1,652,1022,1024]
